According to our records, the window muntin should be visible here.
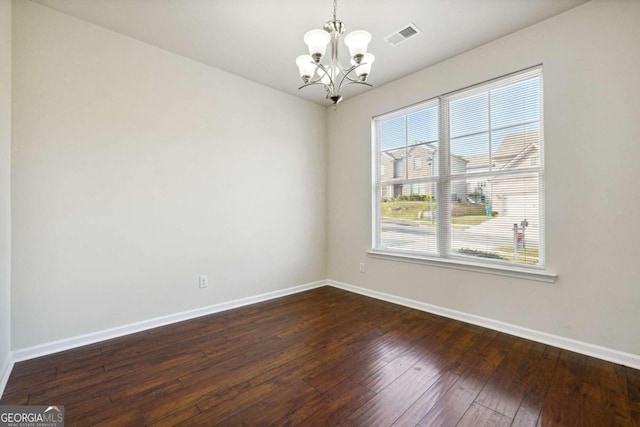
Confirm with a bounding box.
[374,67,544,268]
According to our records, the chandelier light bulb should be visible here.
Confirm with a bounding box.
[304,29,331,63]
[353,53,375,81]
[296,55,317,83]
[344,30,372,63]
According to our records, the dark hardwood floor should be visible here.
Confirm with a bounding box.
[1,286,639,426]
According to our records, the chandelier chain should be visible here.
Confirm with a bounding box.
[333,0,337,21]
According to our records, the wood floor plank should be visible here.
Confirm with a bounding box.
[359,316,447,393]
[1,286,637,427]
[475,338,546,418]
[172,381,280,426]
[511,345,561,427]
[347,321,485,426]
[536,349,586,427]
[579,358,632,426]
[29,391,111,419]
[626,365,640,427]
[457,402,512,427]
[147,405,201,427]
[67,405,144,427]
[390,370,460,427]
[211,381,321,426]
[294,384,375,426]
[416,332,516,427]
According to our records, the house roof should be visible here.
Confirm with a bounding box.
[382,142,468,163]
[465,154,490,169]
[494,130,540,159]
[465,130,540,170]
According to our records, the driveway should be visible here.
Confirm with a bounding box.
[381,212,539,259]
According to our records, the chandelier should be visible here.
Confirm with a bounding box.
[295,0,375,105]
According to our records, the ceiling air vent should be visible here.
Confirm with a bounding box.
[384,23,421,47]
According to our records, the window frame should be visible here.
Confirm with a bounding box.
[371,66,555,282]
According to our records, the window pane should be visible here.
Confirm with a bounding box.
[380,148,407,183]
[451,132,490,173]
[491,76,541,129]
[450,173,541,266]
[491,124,541,171]
[450,92,488,138]
[379,184,437,254]
[394,158,405,178]
[408,106,438,146]
[380,115,406,151]
[408,142,436,180]
[414,157,422,170]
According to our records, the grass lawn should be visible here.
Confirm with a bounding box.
[381,201,435,221]
[381,201,492,226]
[493,246,539,257]
[451,215,491,226]
[491,246,539,264]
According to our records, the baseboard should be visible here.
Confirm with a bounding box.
[11,280,327,364]
[0,353,14,399]
[327,280,640,370]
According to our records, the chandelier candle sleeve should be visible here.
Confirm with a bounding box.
[295,0,375,105]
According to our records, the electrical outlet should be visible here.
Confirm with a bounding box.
[199,275,208,288]
[359,262,365,273]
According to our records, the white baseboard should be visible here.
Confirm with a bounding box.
[327,280,640,370]
[0,353,14,399]
[11,280,327,364]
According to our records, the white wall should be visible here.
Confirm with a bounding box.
[327,1,640,356]
[0,0,12,380]
[12,1,326,350]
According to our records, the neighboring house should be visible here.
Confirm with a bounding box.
[466,131,541,216]
[380,142,468,200]
[380,131,540,219]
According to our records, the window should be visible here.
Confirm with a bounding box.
[414,157,423,170]
[411,183,426,195]
[393,159,404,178]
[373,67,544,269]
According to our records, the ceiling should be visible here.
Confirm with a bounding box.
[31,0,589,106]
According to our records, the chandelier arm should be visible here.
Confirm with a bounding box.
[340,73,366,84]
[314,63,331,82]
[317,63,338,88]
[337,64,360,88]
[340,80,373,89]
[336,62,370,89]
[298,81,331,91]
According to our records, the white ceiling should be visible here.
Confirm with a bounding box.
[31,0,589,106]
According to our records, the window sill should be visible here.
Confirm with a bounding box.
[366,250,557,283]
